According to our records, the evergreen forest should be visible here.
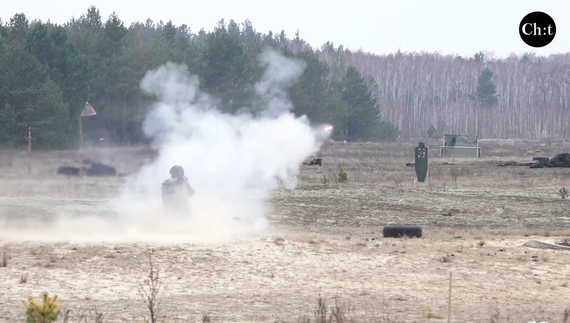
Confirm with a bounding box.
[1,6,569,149]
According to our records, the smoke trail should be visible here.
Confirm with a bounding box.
[256,49,306,117]
[111,48,328,243]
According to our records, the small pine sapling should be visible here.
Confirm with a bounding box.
[23,292,61,323]
[338,168,348,183]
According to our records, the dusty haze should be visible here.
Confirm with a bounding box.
[0,49,329,244]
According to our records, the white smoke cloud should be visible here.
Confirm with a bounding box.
[0,48,329,244]
[256,49,306,117]
[110,48,328,243]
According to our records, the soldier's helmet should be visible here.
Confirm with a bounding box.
[169,165,185,179]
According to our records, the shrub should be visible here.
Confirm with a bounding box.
[427,125,442,139]
[338,168,348,183]
[377,120,400,141]
[23,292,60,323]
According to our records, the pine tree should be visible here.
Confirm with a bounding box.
[288,49,330,122]
[23,292,61,323]
[339,67,380,141]
[476,67,499,108]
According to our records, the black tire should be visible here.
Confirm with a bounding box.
[383,225,422,238]
[86,162,117,176]
[544,153,570,168]
[557,153,570,160]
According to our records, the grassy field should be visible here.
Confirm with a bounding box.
[1,139,570,322]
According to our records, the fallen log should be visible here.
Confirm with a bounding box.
[498,161,535,167]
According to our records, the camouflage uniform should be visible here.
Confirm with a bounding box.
[161,165,195,210]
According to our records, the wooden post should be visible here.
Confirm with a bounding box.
[79,114,83,163]
[27,127,32,174]
[447,271,452,323]
[78,101,96,171]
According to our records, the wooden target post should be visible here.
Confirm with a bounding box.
[79,102,97,165]
[27,127,32,174]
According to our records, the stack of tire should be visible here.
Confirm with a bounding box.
[531,153,570,168]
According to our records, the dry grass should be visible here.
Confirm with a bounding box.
[60,308,106,323]
[139,253,161,323]
[558,187,569,199]
[296,296,358,323]
[299,139,570,193]
[439,254,453,263]
[2,140,570,322]
[421,310,444,319]
[273,236,286,246]
[1,246,7,267]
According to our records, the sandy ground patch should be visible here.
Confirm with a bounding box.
[1,142,570,322]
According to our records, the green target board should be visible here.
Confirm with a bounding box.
[415,142,428,182]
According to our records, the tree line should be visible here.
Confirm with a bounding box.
[0,7,398,150]
[340,49,570,139]
[1,6,569,150]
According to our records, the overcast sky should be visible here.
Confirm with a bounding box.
[1,0,568,58]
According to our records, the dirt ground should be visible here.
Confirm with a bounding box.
[2,139,570,322]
